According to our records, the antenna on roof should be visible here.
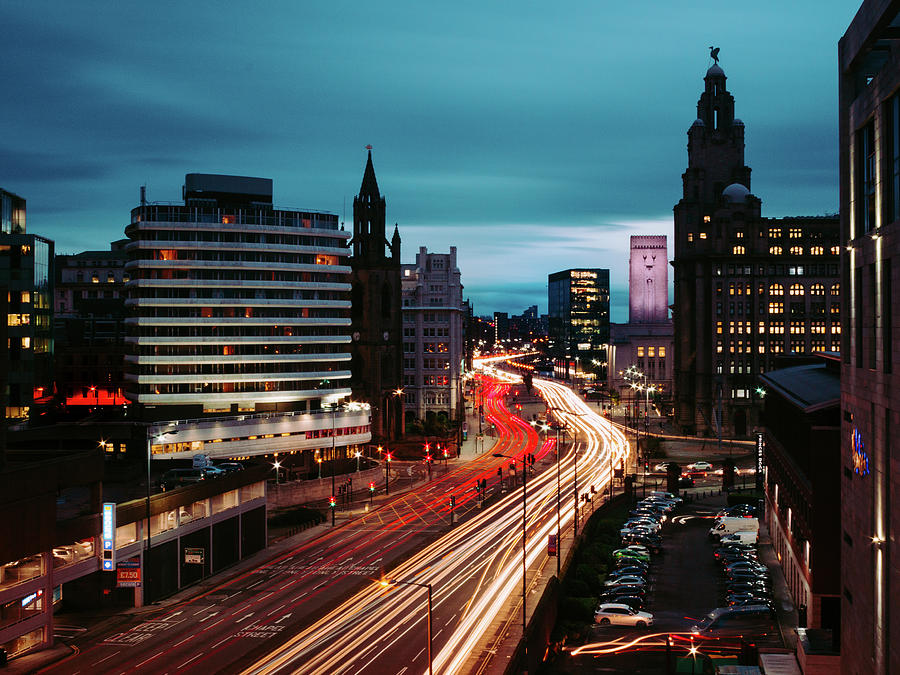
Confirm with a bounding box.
[140,185,147,206]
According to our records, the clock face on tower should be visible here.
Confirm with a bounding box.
[383,331,389,341]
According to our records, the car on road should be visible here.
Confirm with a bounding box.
[160,468,206,491]
[678,475,695,488]
[594,603,654,628]
[653,462,673,473]
[687,461,713,472]
[216,462,244,473]
[200,466,226,478]
[691,604,775,636]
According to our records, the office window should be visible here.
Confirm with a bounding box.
[789,283,805,296]
[699,232,707,239]
[810,283,825,296]
[658,346,666,358]
[687,232,694,242]
[789,246,803,255]
[789,228,803,238]
[810,246,824,255]
[769,283,784,296]
[830,283,840,297]
[768,302,783,314]
[733,246,745,255]
[648,346,655,358]
[858,121,876,233]
[770,322,784,334]
[884,258,893,373]
[637,346,644,357]
[768,228,782,238]
[769,246,783,255]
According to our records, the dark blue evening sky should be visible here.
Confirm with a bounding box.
[0,1,857,321]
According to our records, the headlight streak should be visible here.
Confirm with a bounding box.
[242,376,631,675]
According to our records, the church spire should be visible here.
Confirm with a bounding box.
[360,148,380,200]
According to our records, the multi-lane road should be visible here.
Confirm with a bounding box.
[42,372,630,675]
[242,374,629,675]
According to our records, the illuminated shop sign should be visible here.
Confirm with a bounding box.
[852,427,870,476]
[101,502,116,571]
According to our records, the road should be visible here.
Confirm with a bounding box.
[242,374,630,675]
[41,379,530,675]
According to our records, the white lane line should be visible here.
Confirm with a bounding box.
[235,612,254,623]
[246,578,266,589]
[133,650,165,670]
[172,634,194,648]
[192,605,212,615]
[177,653,202,669]
[414,646,425,661]
[92,651,120,666]
[266,603,286,617]
[278,581,293,590]
[210,636,230,650]
[396,668,408,675]
[291,591,308,602]
[257,591,274,602]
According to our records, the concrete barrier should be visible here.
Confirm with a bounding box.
[267,465,386,509]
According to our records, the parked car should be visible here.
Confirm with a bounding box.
[718,503,759,518]
[649,491,682,503]
[691,605,775,636]
[613,548,651,563]
[599,586,647,602]
[610,565,648,578]
[726,580,771,595]
[604,575,646,588]
[613,558,649,574]
[609,595,645,611]
[622,534,662,553]
[725,561,768,575]
[595,603,654,627]
[160,468,206,491]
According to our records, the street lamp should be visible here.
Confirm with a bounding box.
[380,578,433,675]
[493,451,527,666]
[355,450,362,472]
[145,426,175,604]
[385,451,392,495]
[273,459,282,484]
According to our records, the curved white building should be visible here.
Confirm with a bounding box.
[124,174,369,464]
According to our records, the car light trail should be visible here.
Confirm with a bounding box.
[242,375,630,675]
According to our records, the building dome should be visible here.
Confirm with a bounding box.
[733,118,744,126]
[691,118,705,127]
[723,183,750,203]
[706,64,725,77]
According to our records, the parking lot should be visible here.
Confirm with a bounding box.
[561,490,785,673]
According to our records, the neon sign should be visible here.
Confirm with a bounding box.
[852,427,869,476]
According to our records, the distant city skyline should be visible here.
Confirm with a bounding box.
[0,2,855,321]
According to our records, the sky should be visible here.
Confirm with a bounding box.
[0,1,858,322]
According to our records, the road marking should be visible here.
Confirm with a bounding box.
[192,605,212,615]
[133,650,165,670]
[291,592,308,602]
[414,647,425,661]
[172,634,194,648]
[198,611,219,622]
[178,653,202,669]
[275,613,293,624]
[257,591,274,602]
[235,613,254,623]
[92,651,120,666]
[278,581,292,590]
[210,637,230,650]
[396,668,408,675]
[247,578,266,589]
[266,604,286,616]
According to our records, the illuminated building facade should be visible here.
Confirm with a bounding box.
[609,236,674,399]
[125,174,369,466]
[838,3,900,672]
[401,246,465,426]
[1,187,54,420]
[672,61,841,437]
[548,268,610,380]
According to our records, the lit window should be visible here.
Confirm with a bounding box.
[732,246,745,255]
[810,246,824,255]
[769,283,784,296]
[699,232,707,239]
[637,346,644,357]
[830,246,840,255]
[768,302,784,314]
[648,346,655,358]
[20,292,30,303]
[735,231,744,238]
[658,346,666,358]
[810,284,825,296]
[769,246,783,255]
[790,283,805,296]
[768,228,782,238]
[789,228,802,238]
[703,215,711,223]
[91,274,99,283]
[716,321,723,334]
[830,283,840,296]
[21,337,31,349]
[790,246,803,255]
[687,232,694,242]
[107,273,115,283]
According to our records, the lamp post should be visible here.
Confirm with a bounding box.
[385,451,392,495]
[331,407,337,527]
[493,451,527,667]
[355,450,362,472]
[380,578,433,675]
[145,426,175,605]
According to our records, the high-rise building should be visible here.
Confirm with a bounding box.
[493,312,509,344]
[1,187,54,420]
[548,268,610,381]
[838,3,900,672]
[400,246,465,425]
[672,59,840,437]
[609,236,674,400]
[349,150,403,441]
[124,174,370,465]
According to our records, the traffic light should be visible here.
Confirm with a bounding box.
[368,481,375,492]
[329,495,336,507]
[450,495,455,509]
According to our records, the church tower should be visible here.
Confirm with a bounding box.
[350,149,403,440]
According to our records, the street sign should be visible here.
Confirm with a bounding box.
[101,503,116,571]
[116,560,141,588]
[184,547,205,565]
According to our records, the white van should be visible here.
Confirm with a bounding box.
[709,516,759,540]
[720,531,759,545]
